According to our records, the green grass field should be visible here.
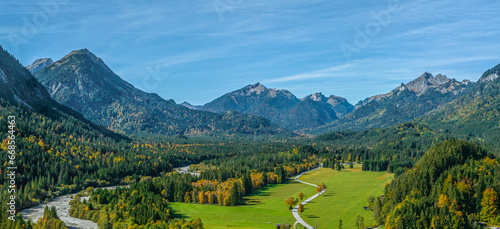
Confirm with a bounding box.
[171,165,393,229]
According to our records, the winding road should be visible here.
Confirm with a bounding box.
[291,166,326,229]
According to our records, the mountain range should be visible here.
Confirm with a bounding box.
[19,47,499,138]
[199,83,354,130]
[194,72,473,133]
[305,72,474,134]
[31,49,288,136]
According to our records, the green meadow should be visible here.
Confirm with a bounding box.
[171,165,394,229]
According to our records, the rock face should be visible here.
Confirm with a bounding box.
[33,49,288,136]
[200,83,354,130]
[26,58,53,74]
[309,72,475,134]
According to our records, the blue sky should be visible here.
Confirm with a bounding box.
[1,0,499,105]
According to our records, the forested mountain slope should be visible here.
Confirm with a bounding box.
[374,140,500,228]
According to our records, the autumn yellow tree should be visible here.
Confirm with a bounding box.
[298,203,305,216]
[437,194,450,208]
[320,182,326,191]
[298,192,305,201]
[480,188,499,224]
[285,197,297,211]
[199,191,206,204]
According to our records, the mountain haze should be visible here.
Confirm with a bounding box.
[33,49,287,136]
[200,83,354,130]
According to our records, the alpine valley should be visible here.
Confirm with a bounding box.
[1,44,500,229]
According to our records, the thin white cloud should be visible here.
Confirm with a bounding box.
[263,63,356,83]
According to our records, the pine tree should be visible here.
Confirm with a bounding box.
[97,207,110,229]
[373,197,383,225]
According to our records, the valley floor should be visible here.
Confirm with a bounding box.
[171,165,393,229]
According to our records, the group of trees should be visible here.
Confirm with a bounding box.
[316,183,326,193]
[315,123,460,173]
[33,207,67,229]
[69,181,203,228]
[1,206,67,229]
[322,155,345,171]
[285,192,307,215]
[367,140,500,228]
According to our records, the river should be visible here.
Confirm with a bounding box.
[20,166,195,229]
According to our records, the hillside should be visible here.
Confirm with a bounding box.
[308,73,474,134]
[200,83,354,130]
[33,49,287,136]
[420,63,500,146]
[375,140,499,228]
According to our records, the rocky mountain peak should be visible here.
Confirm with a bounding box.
[304,92,326,102]
[242,82,268,95]
[405,72,452,95]
[356,72,472,109]
[33,49,137,111]
[418,72,433,80]
[62,49,113,74]
[327,95,348,105]
[26,58,53,74]
[71,48,96,58]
